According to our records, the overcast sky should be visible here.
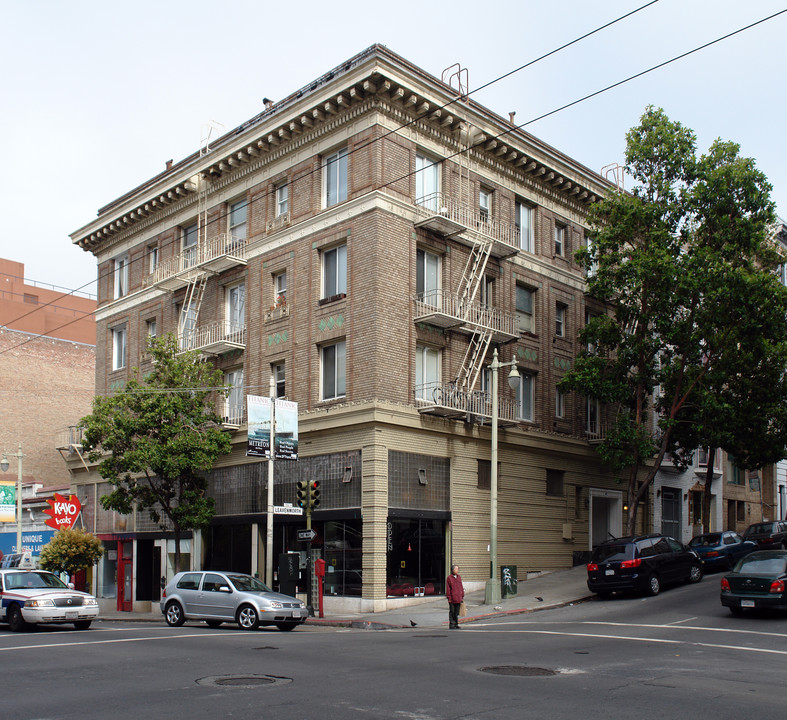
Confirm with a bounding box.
[2,0,785,296]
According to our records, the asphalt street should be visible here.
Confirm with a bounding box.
[3,574,786,720]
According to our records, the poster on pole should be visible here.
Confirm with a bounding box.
[246,395,272,458]
[274,399,298,460]
[0,480,15,523]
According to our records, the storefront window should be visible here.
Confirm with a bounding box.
[386,519,445,597]
[323,520,362,596]
[100,541,117,599]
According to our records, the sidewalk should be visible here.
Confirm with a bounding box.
[98,565,592,630]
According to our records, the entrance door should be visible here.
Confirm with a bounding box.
[661,487,681,539]
[117,540,133,612]
[589,490,622,548]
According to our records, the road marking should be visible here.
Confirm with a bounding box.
[667,617,697,625]
[0,632,240,652]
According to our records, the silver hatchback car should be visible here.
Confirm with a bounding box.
[160,571,307,631]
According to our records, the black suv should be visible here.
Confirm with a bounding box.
[742,521,787,550]
[587,534,703,597]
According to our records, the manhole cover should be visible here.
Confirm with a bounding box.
[196,675,292,688]
[480,666,557,677]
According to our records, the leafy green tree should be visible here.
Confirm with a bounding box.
[561,107,785,535]
[39,527,104,577]
[80,334,232,572]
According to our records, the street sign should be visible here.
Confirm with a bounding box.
[273,505,303,516]
[297,529,317,542]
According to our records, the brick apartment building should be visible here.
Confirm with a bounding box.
[68,45,629,613]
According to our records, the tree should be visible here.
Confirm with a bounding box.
[561,106,786,535]
[80,334,232,572]
[39,527,104,577]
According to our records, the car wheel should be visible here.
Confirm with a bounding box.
[275,622,298,632]
[74,621,92,630]
[164,601,186,627]
[688,563,703,584]
[729,606,743,616]
[205,620,223,628]
[237,605,260,631]
[7,604,29,632]
[645,573,661,596]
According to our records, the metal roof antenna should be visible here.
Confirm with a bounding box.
[441,63,469,99]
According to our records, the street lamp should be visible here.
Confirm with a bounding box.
[1,443,24,555]
[485,349,520,606]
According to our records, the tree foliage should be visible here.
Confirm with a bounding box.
[39,527,104,577]
[561,106,787,535]
[80,334,232,571]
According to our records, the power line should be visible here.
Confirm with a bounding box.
[0,2,660,337]
[4,6,784,358]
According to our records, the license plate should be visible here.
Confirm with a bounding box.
[66,611,78,620]
[292,609,303,617]
[605,569,615,576]
[741,600,755,608]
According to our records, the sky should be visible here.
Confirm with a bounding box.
[2,0,785,296]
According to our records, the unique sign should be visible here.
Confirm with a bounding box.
[43,493,82,530]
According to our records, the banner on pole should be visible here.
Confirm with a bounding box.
[274,399,298,460]
[0,480,15,523]
[246,395,272,458]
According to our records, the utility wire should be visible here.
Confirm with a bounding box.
[4,5,784,359]
[0,2,660,336]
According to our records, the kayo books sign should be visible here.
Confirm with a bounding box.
[42,493,82,530]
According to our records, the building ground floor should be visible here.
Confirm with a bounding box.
[65,401,631,614]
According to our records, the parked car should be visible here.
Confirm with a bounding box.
[688,531,757,571]
[587,534,703,597]
[742,521,787,550]
[720,550,787,615]
[161,571,307,631]
[0,568,99,631]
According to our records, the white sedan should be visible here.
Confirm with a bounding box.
[0,569,99,631]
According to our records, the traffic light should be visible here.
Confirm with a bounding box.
[309,480,321,509]
[296,480,308,508]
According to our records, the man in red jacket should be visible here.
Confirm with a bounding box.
[446,564,464,629]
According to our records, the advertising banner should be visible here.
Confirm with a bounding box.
[0,480,15,523]
[246,395,272,458]
[274,399,298,460]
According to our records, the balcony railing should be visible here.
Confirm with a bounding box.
[414,383,519,424]
[585,421,608,443]
[413,290,518,342]
[178,321,246,355]
[55,426,85,453]
[414,193,520,257]
[144,233,248,290]
[221,404,247,429]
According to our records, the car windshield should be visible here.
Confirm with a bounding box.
[591,543,633,563]
[689,534,722,547]
[744,523,776,537]
[227,574,272,593]
[4,571,68,590]
[736,556,787,575]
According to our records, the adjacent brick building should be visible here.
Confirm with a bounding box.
[68,45,629,613]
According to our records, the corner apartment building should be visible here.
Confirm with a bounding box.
[68,45,623,613]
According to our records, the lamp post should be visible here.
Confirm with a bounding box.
[1,443,24,555]
[485,349,520,606]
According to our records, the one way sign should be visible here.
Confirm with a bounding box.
[297,529,317,542]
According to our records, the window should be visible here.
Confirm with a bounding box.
[146,319,157,340]
[229,199,248,242]
[272,362,285,399]
[224,368,244,424]
[515,200,533,252]
[226,283,246,331]
[416,249,440,306]
[325,147,348,207]
[178,299,198,350]
[113,255,128,299]
[111,327,126,371]
[147,245,159,274]
[276,183,289,217]
[322,244,347,299]
[586,397,600,436]
[555,387,565,419]
[415,344,440,401]
[554,223,566,256]
[555,302,567,337]
[479,188,491,222]
[516,284,534,333]
[322,340,346,400]
[477,459,500,491]
[585,235,598,277]
[479,277,494,308]
[183,223,198,267]
[274,271,287,304]
[584,309,597,354]
[729,456,744,486]
[516,371,534,422]
[415,154,440,211]
[546,469,564,497]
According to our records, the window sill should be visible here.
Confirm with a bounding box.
[319,293,347,306]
